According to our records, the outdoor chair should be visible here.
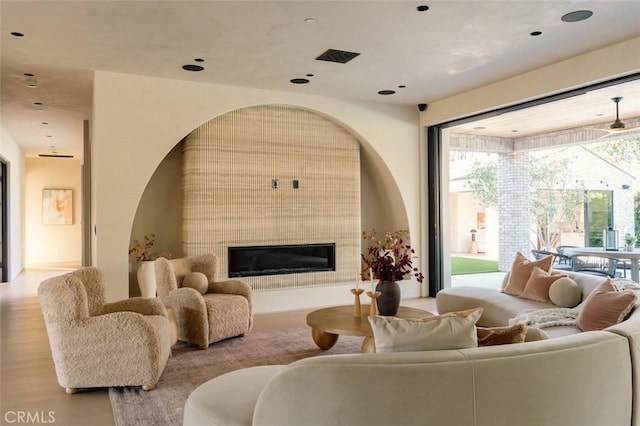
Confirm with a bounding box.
[616,259,631,278]
[531,248,574,271]
[554,245,577,269]
[531,249,555,261]
[571,255,619,278]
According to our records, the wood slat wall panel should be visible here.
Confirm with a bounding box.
[183,105,361,291]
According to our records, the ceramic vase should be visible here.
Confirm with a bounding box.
[137,260,157,298]
[375,280,401,316]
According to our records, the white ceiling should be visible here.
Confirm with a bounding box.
[1,1,640,158]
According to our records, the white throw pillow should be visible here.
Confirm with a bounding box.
[548,277,581,308]
[368,308,483,353]
[182,272,209,295]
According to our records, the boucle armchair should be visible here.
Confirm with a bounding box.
[38,267,173,394]
[154,253,253,349]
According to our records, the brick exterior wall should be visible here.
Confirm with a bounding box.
[497,152,531,271]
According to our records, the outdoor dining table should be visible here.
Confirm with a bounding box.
[563,247,640,283]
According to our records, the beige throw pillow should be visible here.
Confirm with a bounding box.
[368,308,483,353]
[576,279,637,331]
[549,277,582,308]
[182,272,209,295]
[520,266,567,303]
[524,327,550,342]
[502,252,554,297]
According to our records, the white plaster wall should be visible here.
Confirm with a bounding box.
[421,37,640,126]
[485,207,499,259]
[449,192,460,252]
[0,125,25,280]
[92,71,420,302]
[455,193,483,253]
[25,157,82,267]
[449,191,499,257]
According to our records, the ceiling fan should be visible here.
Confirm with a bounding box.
[598,97,640,139]
[610,97,626,129]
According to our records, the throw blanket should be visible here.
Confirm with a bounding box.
[615,279,640,291]
[509,307,579,329]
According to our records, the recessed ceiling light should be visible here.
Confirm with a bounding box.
[290,78,310,84]
[306,73,314,77]
[34,102,43,105]
[398,85,406,88]
[511,130,519,133]
[46,135,52,138]
[182,64,204,72]
[24,72,34,77]
[42,122,48,125]
[378,90,396,95]
[473,126,486,130]
[596,113,604,117]
[530,31,542,36]
[561,10,593,23]
[416,5,429,12]
[194,58,205,63]
[304,18,317,24]
[10,32,24,37]
[25,79,38,88]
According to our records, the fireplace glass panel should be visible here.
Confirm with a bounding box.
[228,243,336,277]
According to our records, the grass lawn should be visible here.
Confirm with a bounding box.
[451,256,499,275]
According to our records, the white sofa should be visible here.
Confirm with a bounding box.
[184,331,634,426]
[435,270,609,337]
[183,271,640,426]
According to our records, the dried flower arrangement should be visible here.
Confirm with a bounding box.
[128,234,172,263]
[361,229,424,283]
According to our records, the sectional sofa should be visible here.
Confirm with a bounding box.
[183,269,640,426]
[436,270,613,336]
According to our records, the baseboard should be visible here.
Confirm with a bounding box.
[252,280,422,314]
[25,262,82,270]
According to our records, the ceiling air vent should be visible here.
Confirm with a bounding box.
[316,49,360,64]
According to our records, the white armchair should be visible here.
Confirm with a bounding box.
[154,253,253,349]
[38,267,173,394]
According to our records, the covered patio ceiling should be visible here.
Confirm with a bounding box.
[449,77,640,141]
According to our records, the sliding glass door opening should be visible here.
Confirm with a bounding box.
[427,75,640,294]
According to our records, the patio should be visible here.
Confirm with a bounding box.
[451,271,506,290]
[450,256,634,292]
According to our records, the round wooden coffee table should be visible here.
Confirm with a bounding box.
[306,305,432,353]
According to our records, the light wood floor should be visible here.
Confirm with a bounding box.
[0,268,436,425]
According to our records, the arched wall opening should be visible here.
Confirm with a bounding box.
[128,104,410,295]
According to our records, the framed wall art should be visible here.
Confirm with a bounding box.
[477,212,486,230]
[42,188,73,225]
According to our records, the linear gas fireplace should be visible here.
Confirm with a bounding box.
[228,243,336,277]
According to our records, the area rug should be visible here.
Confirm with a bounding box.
[109,327,362,426]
